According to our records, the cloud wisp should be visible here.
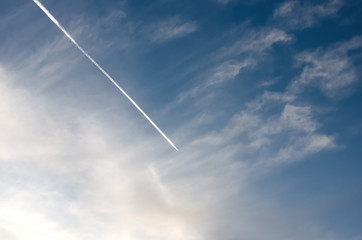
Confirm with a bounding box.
[146,16,197,43]
[289,36,362,99]
[33,0,178,151]
[272,0,343,30]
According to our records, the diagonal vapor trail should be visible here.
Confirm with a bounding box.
[33,0,178,151]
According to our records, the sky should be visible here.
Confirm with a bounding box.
[0,0,362,239]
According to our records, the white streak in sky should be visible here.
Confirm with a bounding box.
[33,0,178,151]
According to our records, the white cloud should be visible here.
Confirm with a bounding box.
[175,27,292,105]
[0,196,77,240]
[273,0,343,30]
[289,36,362,98]
[218,28,293,58]
[258,77,280,88]
[270,133,335,164]
[146,16,197,43]
[216,0,236,4]
[216,0,263,5]
[177,59,254,102]
[246,101,333,160]
[281,104,317,132]
[176,90,334,169]
[205,60,255,87]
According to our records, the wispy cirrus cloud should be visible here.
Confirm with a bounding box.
[272,0,343,30]
[145,16,197,43]
[289,36,362,98]
[174,27,292,104]
[216,0,263,5]
[216,92,334,166]
[217,28,293,59]
[177,59,254,102]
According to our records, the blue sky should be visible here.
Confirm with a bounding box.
[0,0,362,239]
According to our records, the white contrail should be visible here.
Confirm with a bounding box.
[33,0,178,151]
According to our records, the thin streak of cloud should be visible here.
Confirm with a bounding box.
[177,59,254,102]
[217,28,293,59]
[258,77,280,88]
[216,0,263,5]
[146,16,197,43]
